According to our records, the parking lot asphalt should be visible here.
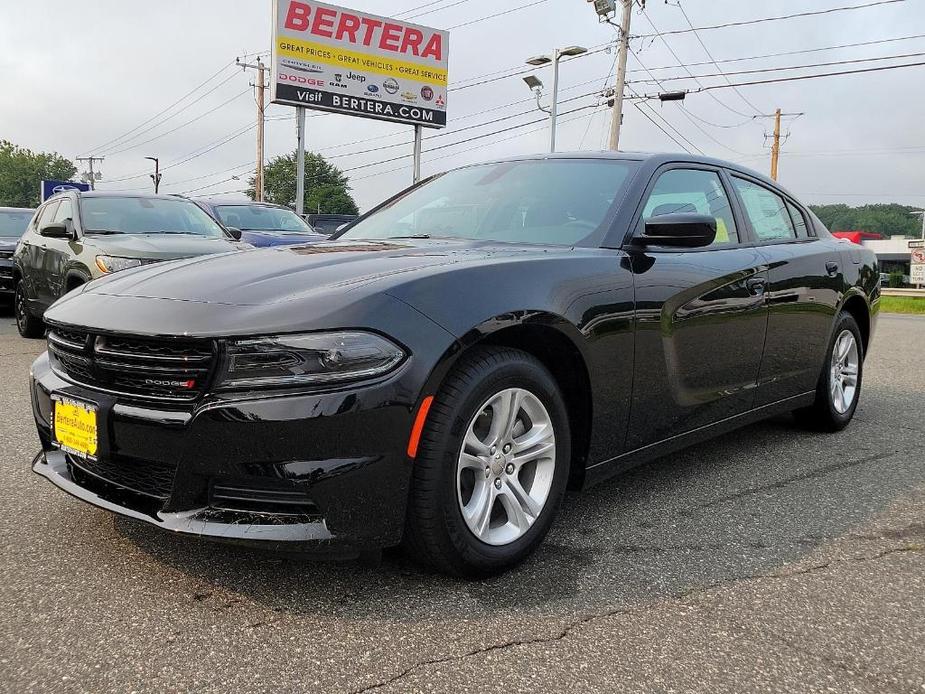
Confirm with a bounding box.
[0,311,922,694]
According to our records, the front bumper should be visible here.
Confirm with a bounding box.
[0,259,12,296]
[30,351,418,555]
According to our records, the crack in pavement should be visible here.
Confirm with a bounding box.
[684,450,906,514]
[762,626,912,694]
[348,545,923,694]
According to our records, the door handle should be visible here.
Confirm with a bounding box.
[826,261,839,277]
[746,277,768,296]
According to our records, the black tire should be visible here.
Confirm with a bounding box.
[14,281,44,339]
[404,346,571,578]
[793,311,864,432]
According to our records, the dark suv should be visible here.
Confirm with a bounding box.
[13,191,247,338]
[0,207,35,303]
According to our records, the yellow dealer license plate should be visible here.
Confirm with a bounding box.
[53,398,98,459]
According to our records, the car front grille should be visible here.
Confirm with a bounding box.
[47,326,217,401]
[67,453,178,499]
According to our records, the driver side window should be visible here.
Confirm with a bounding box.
[642,169,738,246]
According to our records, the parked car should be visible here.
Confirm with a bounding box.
[13,191,248,338]
[0,207,35,303]
[195,199,327,247]
[306,213,358,235]
[29,153,878,576]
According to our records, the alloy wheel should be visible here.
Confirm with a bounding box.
[15,286,26,332]
[830,329,860,414]
[456,387,556,546]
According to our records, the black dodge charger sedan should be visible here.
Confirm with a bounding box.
[29,153,878,576]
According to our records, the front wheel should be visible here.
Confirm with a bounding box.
[793,311,864,431]
[15,281,44,339]
[404,347,570,577]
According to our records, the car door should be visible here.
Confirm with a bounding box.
[625,165,770,450]
[42,197,78,302]
[23,201,58,310]
[728,175,841,406]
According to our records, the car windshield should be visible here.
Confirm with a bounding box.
[0,210,34,237]
[339,159,637,246]
[81,197,225,236]
[214,204,312,233]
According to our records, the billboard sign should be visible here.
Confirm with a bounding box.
[41,180,90,202]
[271,1,449,128]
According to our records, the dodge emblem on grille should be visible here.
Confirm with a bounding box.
[144,378,197,389]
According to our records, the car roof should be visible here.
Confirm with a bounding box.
[0,207,35,212]
[196,199,292,211]
[44,191,203,203]
[455,151,794,200]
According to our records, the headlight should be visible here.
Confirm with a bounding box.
[219,331,406,389]
[95,255,144,274]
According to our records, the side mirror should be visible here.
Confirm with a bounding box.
[225,226,243,241]
[636,213,716,248]
[40,220,75,240]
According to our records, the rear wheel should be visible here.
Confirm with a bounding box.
[793,311,863,431]
[404,347,570,577]
[15,281,43,339]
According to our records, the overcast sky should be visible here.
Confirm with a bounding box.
[2,0,923,212]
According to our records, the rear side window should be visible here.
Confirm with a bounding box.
[642,168,738,246]
[731,177,796,241]
[786,201,810,238]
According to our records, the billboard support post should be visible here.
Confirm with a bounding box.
[413,125,423,184]
[296,107,306,216]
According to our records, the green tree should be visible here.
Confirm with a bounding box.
[0,140,77,208]
[248,151,359,215]
[809,203,921,238]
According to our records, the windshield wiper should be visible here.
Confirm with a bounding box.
[85,229,125,235]
[387,234,431,240]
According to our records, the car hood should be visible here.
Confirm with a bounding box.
[0,237,18,253]
[239,229,328,247]
[78,238,571,306]
[85,233,248,259]
[45,237,577,337]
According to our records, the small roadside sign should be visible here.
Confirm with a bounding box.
[911,248,925,285]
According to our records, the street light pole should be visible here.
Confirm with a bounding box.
[144,157,161,194]
[525,45,588,153]
[549,48,561,153]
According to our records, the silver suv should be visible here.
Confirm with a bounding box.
[13,191,248,337]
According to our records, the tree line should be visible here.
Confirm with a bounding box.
[809,203,922,238]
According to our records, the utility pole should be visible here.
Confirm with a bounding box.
[295,108,306,216]
[145,157,161,194]
[76,156,104,190]
[237,57,269,201]
[770,108,782,181]
[608,0,633,151]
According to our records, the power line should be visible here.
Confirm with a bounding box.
[674,2,765,115]
[633,0,907,39]
[629,50,925,85]
[636,8,752,118]
[447,0,548,29]
[104,90,251,158]
[96,69,243,156]
[84,61,235,155]
[638,59,925,99]
[627,32,925,75]
[628,47,754,156]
